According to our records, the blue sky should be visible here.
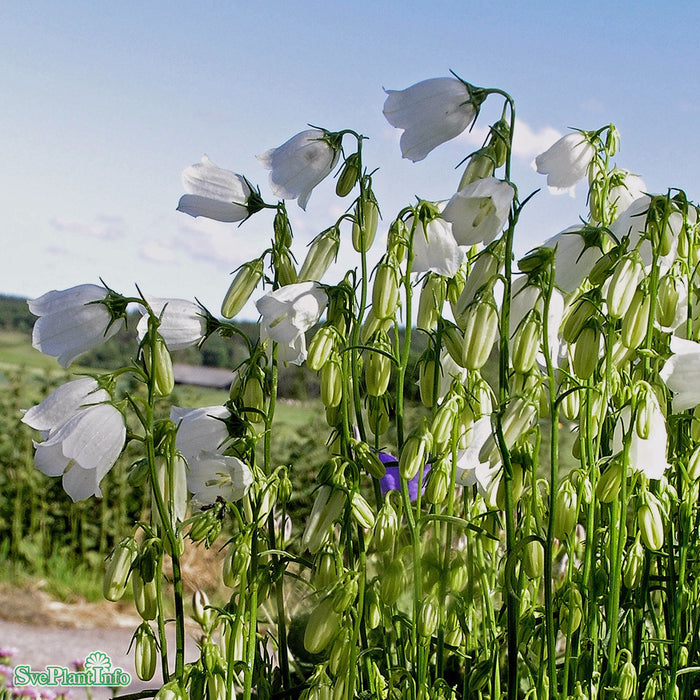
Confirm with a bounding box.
[3,1,700,317]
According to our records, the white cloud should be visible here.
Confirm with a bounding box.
[49,215,127,241]
[139,240,178,264]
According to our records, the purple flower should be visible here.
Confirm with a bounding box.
[378,452,430,501]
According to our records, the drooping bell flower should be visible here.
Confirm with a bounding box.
[383,77,484,162]
[660,336,700,412]
[410,216,464,277]
[29,284,126,368]
[177,155,259,222]
[258,129,340,209]
[137,297,207,350]
[378,452,429,502]
[534,132,595,193]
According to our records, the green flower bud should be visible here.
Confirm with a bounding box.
[365,333,393,397]
[350,491,375,529]
[308,325,338,372]
[192,589,212,629]
[424,459,449,504]
[687,445,700,481]
[352,198,379,253]
[372,261,400,320]
[617,654,637,700]
[417,275,447,331]
[188,508,221,544]
[365,586,382,629]
[143,334,174,397]
[461,297,498,370]
[418,353,437,408]
[553,480,579,540]
[273,247,297,286]
[606,253,644,319]
[458,147,496,188]
[155,681,185,700]
[222,533,250,588]
[587,245,622,286]
[320,358,343,409]
[418,594,439,639]
[304,597,341,654]
[623,535,644,589]
[448,551,469,592]
[563,293,599,344]
[512,312,541,375]
[368,395,389,436]
[298,227,340,282]
[572,324,600,380]
[302,486,346,554]
[657,273,681,327]
[621,288,650,349]
[399,430,431,481]
[517,246,554,275]
[329,627,352,676]
[313,548,339,590]
[522,539,544,579]
[381,558,405,606]
[430,395,461,453]
[634,381,655,440]
[335,153,359,197]
[332,574,358,613]
[103,537,138,602]
[596,459,624,503]
[453,241,503,322]
[496,462,524,511]
[132,568,158,621]
[387,217,408,263]
[135,623,157,681]
[638,495,665,550]
[440,321,465,367]
[221,259,264,319]
[373,500,398,552]
[242,370,265,423]
[273,210,293,248]
[559,588,583,635]
[351,439,386,479]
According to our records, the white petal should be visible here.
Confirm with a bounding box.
[535,133,595,191]
[411,218,464,277]
[181,155,250,203]
[22,378,107,432]
[383,78,475,162]
[177,195,249,223]
[28,284,107,316]
[63,464,102,501]
[34,440,70,477]
[138,297,206,350]
[172,405,231,461]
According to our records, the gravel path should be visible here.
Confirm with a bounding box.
[0,620,200,699]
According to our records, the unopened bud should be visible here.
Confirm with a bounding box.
[302,485,346,554]
[459,147,496,188]
[606,253,644,319]
[617,652,637,700]
[512,312,541,375]
[103,537,138,602]
[143,334,174,397]
[273,247,297,286]
[381,558,405,606]
[307,325,337,372]
[562,293,599,344]
[523,539,544,579]
[352,198,379,253]
[365,333,393,397]
[657,274,682,328]
[135,623,157,681]
[418,594,439,639]
[350,492,375,529]
[424,459,449,504]
[133,568,158,621]
[368,395,390,436]
[573,324,600,380]
[553,481,579,539]
[373,500,398,552]
[638,495,665,550]
[417,275,447,331]
[335,153,359,197]
[298,227,340,282]
[222,259,264,318]
[399,429,431,481]
[559,588,583,635]
[596,458,624,503]
[621,289,650,349]
[320,358,343,408]
[623,535,644,589]
[273,210,293,248]
[304,597,341,654]
[372,261,400,319]
[461,297,498,370]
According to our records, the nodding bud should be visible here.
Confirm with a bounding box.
[133,568,158,621]
[320,357,343,409]
[623,536,645,589]
[298,227,340,282]
[399,426,432,481]
[634,381,654,440]
[336,153,360,197]
[688,445,700,482]
[638,494,665,550]
[222,259,264,319]
[617,654,637,700]
[417,274,447,332]
[103,537,138,602]
[373,500,398,552]
[135,623,158,681]
[553,481,579,539]
[155,681,185,700]
[365,333,393,397]
[381,558,405,606]
[304,597,342,654]
[430,395,461,453]
[418,594,440,638]
[350,492,375,529]
[461,297,499,370]
[273,247,297,286]
[368,395,390,436]
[572,324,601,380]
[454,243,503,322]
[192,589,212,629]
[143,334,174,397]
[351,439,386,479]
[372,260,400,319]
[596,458,624,503]
[559,588,583,635]
[523,539,544,579]
[307,325,338,372]
[459,147,497,189]
[302,485,347,554]
[621,288,650,349]
[512,312,541,375]
[657,273,681,328]
[606,253,644,319]
[418,352,438,408]
[352,198,379,253]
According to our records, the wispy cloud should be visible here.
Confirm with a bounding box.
[49,215,128,241]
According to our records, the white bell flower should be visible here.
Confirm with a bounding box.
[442,177,514,247]
[607,169,646,220]
[534,132,595,193]
[137,297,206,350]
[186,451,253,506]
[177,155,253,222]
[171,405,232,461]
[29,284,124,367]
[410,216,464,277]
[660,336,700,412]
[256,282,328,365]
[33,403,126,501]
[21,377,110,435]
[455,416,499,495]
[257,129,339,209]
[383,77,480,162]
[544,226,602,294]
